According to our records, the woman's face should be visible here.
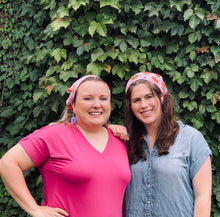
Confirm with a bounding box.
[72,80,111,130]
[130,83,163,129]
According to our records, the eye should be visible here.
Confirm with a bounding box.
[145,94,153,99]
[132,98,140,103]
[100,97,108,101]
[84,97,92,100]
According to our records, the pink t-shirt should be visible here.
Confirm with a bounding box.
[19,123,131,217]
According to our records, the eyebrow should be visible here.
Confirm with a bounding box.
[82,94,109,97]
[131,93,153,101]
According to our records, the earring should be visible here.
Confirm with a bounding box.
[71,116,76,125]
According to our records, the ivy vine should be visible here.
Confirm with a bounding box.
[1,0,220,216]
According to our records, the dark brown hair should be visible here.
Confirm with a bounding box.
[124,80,179,164]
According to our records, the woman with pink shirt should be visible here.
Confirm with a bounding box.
[0,75,131,217]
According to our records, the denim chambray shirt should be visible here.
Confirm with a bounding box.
[125,121,212,217]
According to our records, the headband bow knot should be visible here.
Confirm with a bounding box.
[126,72,167,96]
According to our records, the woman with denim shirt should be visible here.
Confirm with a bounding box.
[113,72,212,217]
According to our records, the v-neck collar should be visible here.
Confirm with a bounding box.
[73,124,111,157]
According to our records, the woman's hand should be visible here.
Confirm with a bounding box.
[31,205,69,217]
[108,124,129,141]
[0,144,68,217]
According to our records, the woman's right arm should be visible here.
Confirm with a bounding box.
[0,144,68,217]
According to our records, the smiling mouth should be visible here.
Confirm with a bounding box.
[89,112,103,115]
[141,110,152,115]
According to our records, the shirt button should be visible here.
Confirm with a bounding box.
[147,201,151,204]
[148,184,151,187]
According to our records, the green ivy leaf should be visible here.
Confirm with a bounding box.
[46,66,57,77]
[173,72,185,84]
[140,39,151,47]
[40,0,56,10]
[126,36,139,48]
[105,50,117,60]
[206,105,217,113]
[59,70,74,82]
[206,91,213,100]
[72,37,83,47]
[190,79,202,92]
[120,41,127,52]
[188,32,197,43]
[63,32,74,46]
[0,107,15,118]
[99,0,121,10]
[76,46,84,56]
[195,8,205,20]
[112,86,124,94]
[2,39,12,49]
[91,48,105,61]
[128,25,137,33]
[61,59,73,70]
[97,23,107,37]
[210,45,219,56]
[56,6,69,18]
[189,64,199,72]
[130,0,143,15]
[127,48,139,64]
[189,51,196,61]
[212,111,220,123]
[166,41,179,54]
[201,70,217,84]
[33,106,44,117]
[112,64,130,79]
[179,91,189,99]
[170,1,184,12]
[89,21,107,37]
[33,89,47,102]
[183,100,197,111]
[192,115,204,129]
[139,65,147,72]
[184,9,193,21]
[51,16,71,31]
[14,116,26,124]
[186,44,196,53]
[189,15,200,29]
[199,104,206,114]
[144,2,161,17]
[52,48,67,63]
[6,123,22,136]
[170,23,180,36]
[164,62,174,71]
[86,62,105,76]
[118,52,128,63]
[68,0,89,11]
[214,19,220,29]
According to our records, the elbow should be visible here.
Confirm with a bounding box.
[0,157,7,177]
[0,157,4,176]
[0,155,14,178]
[0,159,1,176]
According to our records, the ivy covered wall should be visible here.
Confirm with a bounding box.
[0,0,219,216]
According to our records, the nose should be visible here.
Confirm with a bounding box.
[92,99,101,107]
[140,99,148,108]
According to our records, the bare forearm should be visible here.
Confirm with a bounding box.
[194,196,211,217]
[0,161,39,215]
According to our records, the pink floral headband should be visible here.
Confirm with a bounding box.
[125,72,167,96]
[66,75,110,111]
